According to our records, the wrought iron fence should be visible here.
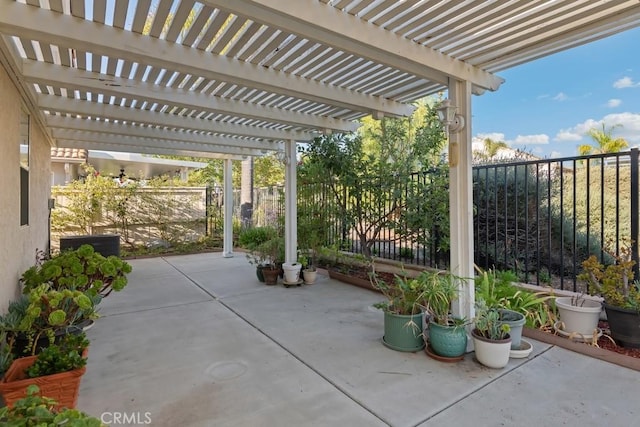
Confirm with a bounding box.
[295,149,639,290]
[473,148,639,290]
[207,149,639,290]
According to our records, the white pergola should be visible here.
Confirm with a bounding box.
[1,0,639,321]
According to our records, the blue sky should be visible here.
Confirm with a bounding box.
[472,26,640,159]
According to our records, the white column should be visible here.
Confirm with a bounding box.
[222,158,234,258]
[284,140,297,263]
[448,80,475,322]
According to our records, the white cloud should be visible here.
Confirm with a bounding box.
[553,92,568,101]
[473,133,506,143]
[554,113,640,143]
[512,134,549,145]
[613,76,640,88]
[549,151,563,158]
[555,130,582,141]
[607,99,622,108]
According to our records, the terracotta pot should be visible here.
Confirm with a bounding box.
[262,267,279,285]
[0,350,88,410]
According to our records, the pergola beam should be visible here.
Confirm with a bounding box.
[46,116,284,151]
[38,96,315,142]
[56,140,244,160]
[0,0,413,118]
[21,60,358,132]
[205,0,504,92]
[50,128,267,157]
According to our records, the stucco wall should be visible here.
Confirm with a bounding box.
[0,63,50,312]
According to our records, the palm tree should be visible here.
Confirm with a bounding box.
[578,123,629,156]
[473,138,508,162]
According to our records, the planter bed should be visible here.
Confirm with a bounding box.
[523,326,640,372]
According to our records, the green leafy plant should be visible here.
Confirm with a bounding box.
[371,267,426,316]
[475,268,555,329]
[25,333,89,378]
[238,226,278,266]
[0,331,14,379]
[0,385,104,426]
[21,244,132,300]
[579,244,640,310]
[419,270,466,326]
[14,285,97,355]
[256,236,285,269]
[474,298,511,340]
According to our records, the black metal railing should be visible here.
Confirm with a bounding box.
[473,149,639,290]
[213,150,639,290]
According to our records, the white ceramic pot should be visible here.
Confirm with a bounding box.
[555,297,602,336]
[282,262,302,282]
[472,329,512,369]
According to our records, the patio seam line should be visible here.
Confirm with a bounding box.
[411,345,557,426]
[98,299,215,318]
[164,258,394,427]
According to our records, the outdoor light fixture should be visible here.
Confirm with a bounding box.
[276,150,289,165]
[436,99,465,134]
[436,99,466,167]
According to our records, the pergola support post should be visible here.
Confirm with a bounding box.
[448,79,475,327]
[222,158,234,258]
[284,140,298,263]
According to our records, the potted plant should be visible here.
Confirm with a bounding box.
[475,269,534,350]
[471,298,512,369]
[372,269,427,352]
[238,226,278,282]
[298,253,317,285]
[0,385,105,426]
[3,285,97,357]
[553,294,602,339]
[420,271,468,359]
[20,245,132,300]
[579,245,640,348]
[0,332,89,410]
[298,213,325,285]
[256,236,284,286]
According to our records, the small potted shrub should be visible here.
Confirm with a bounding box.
[21,244,132,301]
[579,245,640,348]
[472,298,511,369]
[0,332,90,410]
[0,385,104,425]
[475,269,541,350]
[255,236,284,286]
[372,270,428,352]
[421,271,468,359]
[238,226,278,282]
[4,285,97,356]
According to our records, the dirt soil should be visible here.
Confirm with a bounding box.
[595,321,640,359]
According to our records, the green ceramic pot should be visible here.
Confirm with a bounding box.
[428,321,467,358]
[382,311,425,352]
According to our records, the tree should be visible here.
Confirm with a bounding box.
[474,138,509,162]
[578,123,629,156]
[299,99,447,257]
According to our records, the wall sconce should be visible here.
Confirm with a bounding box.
[276,150,289,165]
[436,99,465,134]
[436,99,466,167]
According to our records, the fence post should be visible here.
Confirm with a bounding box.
[205,186,210,236]
[631,148,639,279]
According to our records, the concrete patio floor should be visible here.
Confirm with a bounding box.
[78,253,640,427]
